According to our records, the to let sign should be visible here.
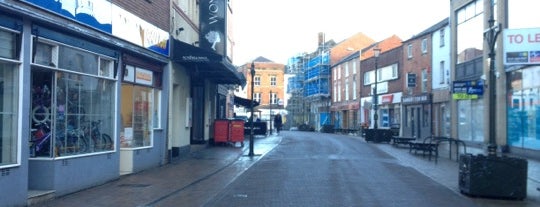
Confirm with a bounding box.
[503,28,540,66]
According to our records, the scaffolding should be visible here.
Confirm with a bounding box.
[304,51,330,97]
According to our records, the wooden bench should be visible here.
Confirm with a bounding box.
[391,136,416,147]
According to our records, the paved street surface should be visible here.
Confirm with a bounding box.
[36,131,540,207]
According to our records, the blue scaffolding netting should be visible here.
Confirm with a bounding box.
[304,52,330,97]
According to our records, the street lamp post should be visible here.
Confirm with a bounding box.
[484,1,500,156]
[269,90,273,135]
[249,62,255,156]
[373,47,381,129]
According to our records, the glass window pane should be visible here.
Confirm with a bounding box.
[0,30,17,59]
[34,42,55,67]
[99,58,114,78]
[456,9,483,64]
[58,46,99,75]
[30,69,53,157]
[0,62,19,165]
[55,72,115,155]
[120,84,154,148]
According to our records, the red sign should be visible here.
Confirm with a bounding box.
[382,95,394,104]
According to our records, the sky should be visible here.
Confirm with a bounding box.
[232,0,450,65]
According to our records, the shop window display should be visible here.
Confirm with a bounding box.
[120,65,159,148]
[0,63,19,166]
[0,28,20,167]
[30,40,115,158]
[507,67,540,150]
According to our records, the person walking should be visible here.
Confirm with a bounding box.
[274,113,283,134]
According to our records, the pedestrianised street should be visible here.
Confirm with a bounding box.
[36,131,539,207]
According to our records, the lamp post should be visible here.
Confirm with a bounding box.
[249,62,255,156]
[269,90,273,135]
[484,1,500,156]
[373,47,381,129]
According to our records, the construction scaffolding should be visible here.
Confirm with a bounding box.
[304,51,330,97]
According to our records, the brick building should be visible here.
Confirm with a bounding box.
[359,35,403,130]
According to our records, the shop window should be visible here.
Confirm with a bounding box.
[0,28,20,167]
[0,62,19,166]
[0,29,19,59]
[33,41,58,67]
[31,39,116,158]
[120,64,160,148]
[120,84,154,148]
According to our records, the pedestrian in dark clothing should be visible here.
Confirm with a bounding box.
[274,113,283,134]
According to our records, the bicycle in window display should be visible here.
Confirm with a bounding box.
[30,84,55,157]
[83,120,113,151]
[30,122,55,157]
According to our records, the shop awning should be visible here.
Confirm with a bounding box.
[234,96,259,108]
[171,39,246,86]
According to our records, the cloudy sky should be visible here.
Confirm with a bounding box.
[232,0,450,65]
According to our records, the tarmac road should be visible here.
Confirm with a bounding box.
[36,131,539,207]
[203,131,478,207]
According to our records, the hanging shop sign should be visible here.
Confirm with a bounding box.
[503,28,540,66]
[200,0,227,56]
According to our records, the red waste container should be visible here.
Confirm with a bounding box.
[229,119,245,146]
[214,119,229,144]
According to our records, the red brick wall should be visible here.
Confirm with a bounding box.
[112,0,170,31]
[402,35,433,95]
[360,47,404,98]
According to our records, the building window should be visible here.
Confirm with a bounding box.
[0,28,20,167]
[270,92,277,104]
[421,39,428,54]
[337,83,341,102]
[422,68,428,92]
[353,75,357,100]
[407,44,413,59]
[31,39,116,157]
[364,71,373,85]
[254,76,260,86]
[254,93,260,103]
[345,63,349,77]
[333,82,337,102]
[345,79,349,101]
[439,28,445,47]
[270,75,276,86]
[439,61,445,84]
[456,0,484,64]
[337,66,341,79]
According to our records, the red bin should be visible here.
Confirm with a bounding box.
[214,119,229,144]
[229,119,245,143]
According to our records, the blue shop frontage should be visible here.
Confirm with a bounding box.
[0,1,170,206]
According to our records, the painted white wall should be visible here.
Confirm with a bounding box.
[432,23,451,90]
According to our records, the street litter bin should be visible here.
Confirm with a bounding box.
[214,119,229,144]
[229,119,245,147]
